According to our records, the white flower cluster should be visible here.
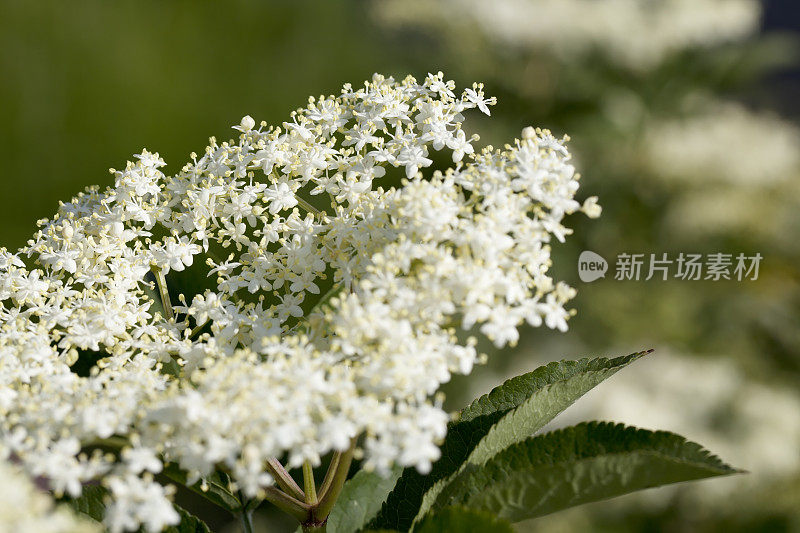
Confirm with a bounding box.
[0,73,596,531]
[375,0,760,70]
[0,458,99,533]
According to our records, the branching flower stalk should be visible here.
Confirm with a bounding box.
[233,441,356,532]
[0,73,599,532]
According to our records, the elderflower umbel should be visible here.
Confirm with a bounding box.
[0,73,598,531]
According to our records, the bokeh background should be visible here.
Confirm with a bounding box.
[2,1,799,531]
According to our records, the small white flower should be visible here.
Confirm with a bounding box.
[395,145,433,178]
[263,181,299,214]
[123,447,163,475]
[234,115,256,133]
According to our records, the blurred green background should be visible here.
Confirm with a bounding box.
[2,0,799,531]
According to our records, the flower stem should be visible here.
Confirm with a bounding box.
[257,441,358,531]
[188,319,210,340]
[153,267,174,321]
[317,451,342,499]
[302,460,318,505]
[238,508,255,533]
[261,486,309,522]
[266,458,305,501]
[296,196,322,216]
[314,440,356,520]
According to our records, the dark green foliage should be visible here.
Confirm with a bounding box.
[370,351,649,531]
[415,506,514,533]
[434,422,738,522]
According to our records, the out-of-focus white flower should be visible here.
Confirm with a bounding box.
[0,459,100,533]
[375,0,760,70]
[105,474,179,533]
[638,99,800,243]
[664,182,800,245]
[644,100,800,186]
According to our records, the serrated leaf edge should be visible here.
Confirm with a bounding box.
[407,353,651,529]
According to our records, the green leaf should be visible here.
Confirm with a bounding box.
[415,507,513,533]
[326,466,403,533]
[164,504,213,533]
[162,464,242,512]
[64,485,107,523]
[370,351,650,531]
[460,350,652,465]
[434,421,740,522]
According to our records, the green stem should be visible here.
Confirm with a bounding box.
[317,451,341,499]
[266,458,305,501]
[240,442,359,530]
[314,440,357,520]
[238,508,255,533]
[261,486,310,522]
[188,319,210,339]
[153,267,174,321]
[302,460,318,505]
[296,196,322,216]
